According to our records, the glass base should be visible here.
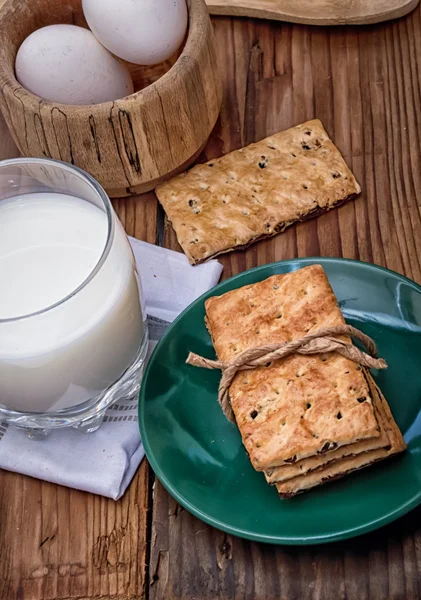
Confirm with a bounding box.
[0,329,148,439]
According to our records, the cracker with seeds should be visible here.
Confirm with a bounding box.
[156,120,361,265]
[204,265,381,471]
[265,411,391,484]
[275,372,406,498]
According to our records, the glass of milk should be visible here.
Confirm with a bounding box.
[0,158,148,438]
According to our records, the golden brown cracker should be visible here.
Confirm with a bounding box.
[275,372,406,497]
[156,120,361,264]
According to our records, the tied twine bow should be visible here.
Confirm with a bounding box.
[186,325,387,423]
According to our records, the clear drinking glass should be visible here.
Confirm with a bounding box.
[0,158,148,439]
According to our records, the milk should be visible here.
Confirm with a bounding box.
[0,193,144,413]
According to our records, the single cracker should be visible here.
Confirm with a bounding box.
[156,120,361,264]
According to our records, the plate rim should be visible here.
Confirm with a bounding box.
[139,256,421,545]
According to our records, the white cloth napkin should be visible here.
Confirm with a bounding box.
[0,238,223,499]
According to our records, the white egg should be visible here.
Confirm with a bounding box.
[15,25,134,105]
[82,0,188,66]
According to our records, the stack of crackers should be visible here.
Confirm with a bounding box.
[156,120,361,265]
[203,265,406,498]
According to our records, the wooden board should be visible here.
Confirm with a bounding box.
[1,5,421,600]
[206,0,420,25]
[153,9,421,600]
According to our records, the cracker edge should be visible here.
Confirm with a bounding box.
[183,195,358,265]
[275,374,406,498]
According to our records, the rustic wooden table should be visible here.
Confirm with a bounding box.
[1,9,421,600]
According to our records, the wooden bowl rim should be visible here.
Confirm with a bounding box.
[0,0,207,112]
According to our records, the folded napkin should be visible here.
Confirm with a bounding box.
[0,238,223,499]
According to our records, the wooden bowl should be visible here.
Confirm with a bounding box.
[0,0,222,197]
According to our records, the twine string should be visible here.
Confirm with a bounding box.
[186,325,387,423]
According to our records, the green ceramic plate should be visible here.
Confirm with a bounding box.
[139,258,421,544]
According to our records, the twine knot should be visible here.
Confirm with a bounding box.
[186,325,387,423]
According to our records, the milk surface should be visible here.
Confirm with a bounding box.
[0,193,144,412]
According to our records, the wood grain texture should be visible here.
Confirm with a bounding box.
[0,0,222,197]
[150,486,421,600]
[0,462,150,600]
[155,9,421,599]
[206,0,420,25]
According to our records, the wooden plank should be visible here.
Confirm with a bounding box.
[154,10,421,599]
[206,0,420,26]
[0,464,151,600]
[0,108,158,599]
[112,193,158,242]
